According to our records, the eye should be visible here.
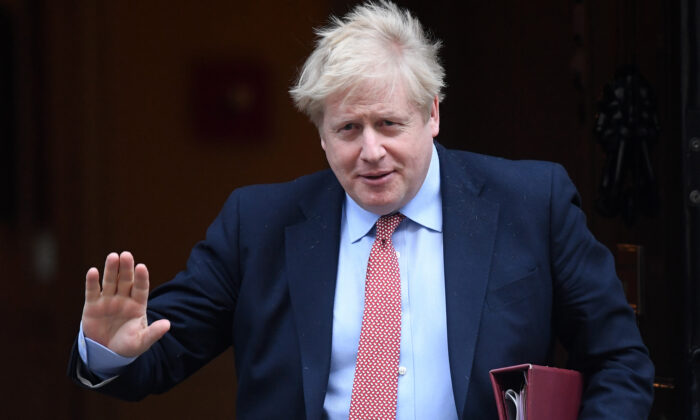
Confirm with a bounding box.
[383,120,396,126]
[339,123,356,132]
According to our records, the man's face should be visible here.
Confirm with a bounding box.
[320,83,440,215]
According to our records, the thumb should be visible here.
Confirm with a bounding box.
[141,319,171,348]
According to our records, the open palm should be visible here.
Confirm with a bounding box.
[82,251,170,358]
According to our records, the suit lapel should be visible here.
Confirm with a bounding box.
[437,145,499,418]
[286,174,344,420]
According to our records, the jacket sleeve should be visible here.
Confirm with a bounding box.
[67,190,243,401]
[548,164,655,418]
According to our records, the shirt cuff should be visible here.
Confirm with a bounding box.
[78,322,137,379]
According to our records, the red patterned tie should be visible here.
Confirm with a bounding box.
[349,213,405,420]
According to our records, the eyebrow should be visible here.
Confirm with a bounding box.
[330,109,411,123]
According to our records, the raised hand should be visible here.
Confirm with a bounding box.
[82,251,170,358]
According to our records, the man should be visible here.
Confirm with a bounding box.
[69,2,655,419]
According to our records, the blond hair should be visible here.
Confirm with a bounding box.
[290,1,445,125]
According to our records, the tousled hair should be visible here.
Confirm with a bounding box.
[289,1,445,126]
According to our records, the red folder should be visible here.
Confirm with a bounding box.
[489,364,583,420]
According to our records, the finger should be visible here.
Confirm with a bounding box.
[117,251,135,297]
[101,252,120,295]
[85,267,101,303]
[132,263,150,304]
[142,319,171,349]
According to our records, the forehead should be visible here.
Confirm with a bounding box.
[323,80,416,121]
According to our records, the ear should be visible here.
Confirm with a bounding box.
[317,117,328,151]
[429,95,440,138]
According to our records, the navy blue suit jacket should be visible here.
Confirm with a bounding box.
[69,144,654,419]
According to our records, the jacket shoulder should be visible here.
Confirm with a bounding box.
[440,147,568,198]
[225,169,336,205]
[215,169,341,227]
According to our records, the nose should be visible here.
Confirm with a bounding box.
[359,128,386,163]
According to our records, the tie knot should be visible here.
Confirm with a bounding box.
[375,213,405,242]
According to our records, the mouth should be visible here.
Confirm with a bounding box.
[359,170,394,183]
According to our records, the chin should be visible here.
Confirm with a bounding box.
[353,190,404,215]
[363,201,402,216]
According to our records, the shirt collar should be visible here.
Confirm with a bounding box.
[345,144,443,243]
